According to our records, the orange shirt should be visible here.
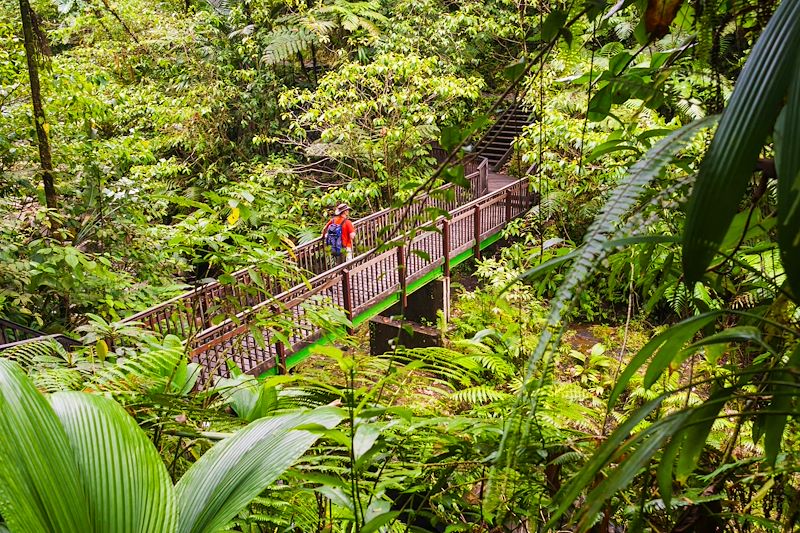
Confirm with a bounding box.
[324,216,355,248]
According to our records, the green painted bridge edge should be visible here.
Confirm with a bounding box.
[261,231,506,376]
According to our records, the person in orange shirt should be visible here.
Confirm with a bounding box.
[323,203,356,264]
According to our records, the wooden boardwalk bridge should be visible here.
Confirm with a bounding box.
[1,104,536,384]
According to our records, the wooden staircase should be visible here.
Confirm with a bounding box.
[474,103,533,171]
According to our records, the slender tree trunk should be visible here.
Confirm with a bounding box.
[19,0,56,209]
[296,50,311,84]
[310,42,318,85]
[97,0,139,43]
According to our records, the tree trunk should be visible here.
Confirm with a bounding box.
[19,0,57,209]
[310,42,318,85]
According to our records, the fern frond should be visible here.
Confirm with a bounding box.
[449,385,511,405]
[1,339,94,391]
[92,336,191,394]
[1,338,73,368]
[262,26,318,65]
[31,367,85,393]
[551,451,583,465]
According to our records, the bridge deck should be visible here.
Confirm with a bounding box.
[488,172,517,192]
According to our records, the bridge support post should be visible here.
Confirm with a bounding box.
[380,276,450,325]
[369,315,442,355]
[369,276,450,355]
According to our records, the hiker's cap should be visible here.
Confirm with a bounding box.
[334,203,350,215]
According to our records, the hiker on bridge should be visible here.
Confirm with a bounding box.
[323,203,356,264]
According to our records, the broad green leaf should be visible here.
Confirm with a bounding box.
[541,9,567,42]
[502,58,526,81]
[513,249,578,286]
[442,165,468,189]
[315,485,354,515]
[175,408,343,533]
[608,51,633,76]
[0,360,91,533]
[50,392,176,533]
[587,84,612,121]
[656,435,681,508]
[675,390,728,481]
[353,423,381,463]
[683,0,800,282]
[682,326,769,354]
[361,511,401,533]
[439,126,462,152]
[775,59,800,300]
[642,315,719,389]
[587,140,640,162]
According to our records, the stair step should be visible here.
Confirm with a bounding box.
[481,145,513,153]
[484,128,522,136]
[500,120,531,127]
[480,144,510,151]
[482,136,515,144]
[478,145,507,153]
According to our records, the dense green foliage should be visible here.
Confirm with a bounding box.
[2,0,800,531]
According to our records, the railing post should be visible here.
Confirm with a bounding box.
[442,220,451,278]
[482,159,489,195]
[473,205,481,259]
[342,269,354,335]
[505,188,512,221]
[397,245,407,311]
[276,340,286,374]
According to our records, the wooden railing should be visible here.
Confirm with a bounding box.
[189,173,533,382]
[0,318,42,345]
[0,318,82,351]
[121,156,488,340]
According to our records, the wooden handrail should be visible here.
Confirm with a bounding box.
[186,171,533,384]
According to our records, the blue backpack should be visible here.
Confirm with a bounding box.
[325,220,343,256]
